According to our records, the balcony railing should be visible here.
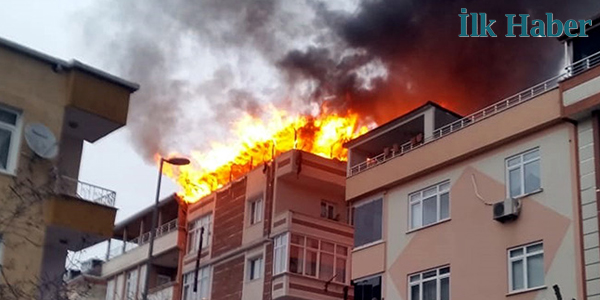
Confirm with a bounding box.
[55,175,116,207]
[348,48,600,177]
[107,218,178,260]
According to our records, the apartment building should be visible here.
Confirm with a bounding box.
[344,20,600,300]
[100,149,353,300]
[0,37,138,300]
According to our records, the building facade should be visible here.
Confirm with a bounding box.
[101,150,354,300]
[344,23,600,300]
[0,37,138,300]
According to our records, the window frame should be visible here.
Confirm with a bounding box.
[187,213,213,254]
[407,265,450,300]
[247,255,264,281]
[320,201,336,220]
[288,233,349,284]
[408,181,451,231]
[505,148,541,198]
[353,196,384,249]
[182,267,211,300]
[507,241,545,293]
[249,197,263,226]
[353,274,382,300]
[273,234,288,275]
[125,268,138,300]
[0,105,22,175]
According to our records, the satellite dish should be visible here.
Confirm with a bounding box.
[24,123,59,159]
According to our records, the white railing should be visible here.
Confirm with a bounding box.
[55,175,116,207]
[567,50,600,76]
[348,73,566,177]
[107,219,178,260]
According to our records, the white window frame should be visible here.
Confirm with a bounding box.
[273,234,288,275]
[0,105,22,175]
[106,278,115,300]
[506,148,541,198]
[288,233,349,284]
[508,241,544,292]
[249,197,263,225]
[125,269,138,300]
[408,181,450,231]
[188,214,212,254]
[320,201,336,220]
[408,266,450,300]
[247,255,263,281]
[182,267,211,300]
[353,196,384,249]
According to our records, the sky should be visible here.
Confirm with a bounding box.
[0,0,178,263]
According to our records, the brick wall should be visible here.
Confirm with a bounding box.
[211,255,245,300]
[212,179,247,257]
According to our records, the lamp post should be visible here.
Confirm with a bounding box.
[142,156,190,300]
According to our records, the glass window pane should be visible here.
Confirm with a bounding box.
[441,277,450,300]
[410,284,420,300]
[0,109,17,125]
[354,199,382,247]
[321,241,335,253]
[524,160,540,194]
[526,243,543,253]
[0,129,11,169]
[439,181,450,191]
[509,168,521,197]
[527,253,544,288]
[305,250,317,276]
[410,274,420,282]
[307,238,319,249]
[335,258,346,283]
[507,156,521,167]
[440,193,450,220]
[411,202,422,229]
[423,186,437,197]
[423,280,437,300]
[423,270,437,279]
[410,193,421,203]
[291,234,304,245]
[336,245,348,256]
[321,202,327,217]
[523,149,539,161]
[512,259,525,290]
[289,245,303,274]
[510,248,523,257]
[319,253,334,280]
[422,196,437,226]
[439,267,450,275]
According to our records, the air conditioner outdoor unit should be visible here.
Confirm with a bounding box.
[493,198,521,223]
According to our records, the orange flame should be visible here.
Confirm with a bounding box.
[160,105,370,203]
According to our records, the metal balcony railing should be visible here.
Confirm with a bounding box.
[55,175,116,207]
[107,218,178,260]
[349,49,600,177]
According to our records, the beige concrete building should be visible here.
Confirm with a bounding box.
[0,37,138,299]
[100,150,354,300]
[344,22,600,300]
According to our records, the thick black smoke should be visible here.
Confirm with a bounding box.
[84,0,600,160]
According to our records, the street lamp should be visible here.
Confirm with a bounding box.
[142,156,190,300]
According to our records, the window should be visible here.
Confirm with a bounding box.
[506,148,541,198]
[409,181,450,230]
[0,106,21,173]
[106,279,115,300]
[273,234,288,275]
[320,201,336,220]
[508,242,544,292]
[183,267,210,300]
[409,266,450,300]
[353,198,383,247]
[125,269,138,300]
[248,256,263,281]
[354,275,382,300]
[289,233,348,283]
[249,197,263,225]
[188,214,212,254]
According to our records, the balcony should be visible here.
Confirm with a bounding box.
[43,176,118,251]
[561,50,600,118]
[107,219,178,260]
[148,281,175,300]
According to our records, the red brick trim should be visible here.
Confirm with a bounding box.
[278,158,291,168]
[273,218,286,228]
[289,282,345,298]
[273,283,283,291]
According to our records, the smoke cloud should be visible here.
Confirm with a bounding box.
[83,0,600,160]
